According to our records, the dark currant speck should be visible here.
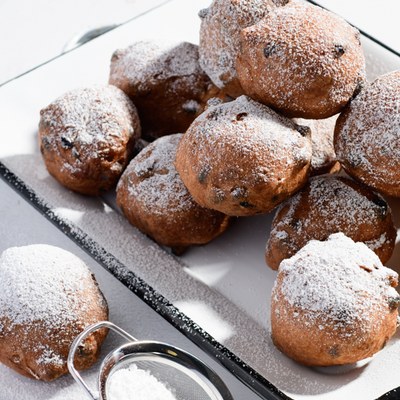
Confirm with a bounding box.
[239,201,254,208]
[328,345,340,358]
[389,297,400,311]
[207,109,220,121]
[371,196,388,218]
[264,42,278,58]
[289,218,301,229]
[236,112,248,121]
[295,124,311,137]
[198,168,209,184]
[334,44,345,58]
[60,135,73,149]
[41,136,51,151]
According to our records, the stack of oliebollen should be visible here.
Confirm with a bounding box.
[35,0,400,369]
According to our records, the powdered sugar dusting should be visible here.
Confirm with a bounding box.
[1,0,400,397]
[335,71,400,194]
[268,175,395,259]
[0,244,94,330]
[39,85,140,176]
[119,134,194,216]
[184,95,311,184]
[307,178,378,226]
[238,1,365,117]
[36,347,64,366]
[110,40,202,92]
[275,233,398,332]
[199,0,276,94]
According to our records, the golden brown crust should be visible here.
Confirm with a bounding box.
[271,234,399,366]
[0,305,108,381]
[334,71,400,197]
[0,245,108,381]
[39,85,141,196]
[236,1,366,119]
[175,95,312,216]
[266,176,396,270]
[272,290,398,366]
[109,41,224,141]
[116,134,230,250]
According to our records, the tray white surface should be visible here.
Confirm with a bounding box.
[1,1,400,399]
[0,179,259,400]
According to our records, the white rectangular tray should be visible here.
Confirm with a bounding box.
[1,1,400,399]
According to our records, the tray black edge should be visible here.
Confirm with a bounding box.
[0,161,291,400]
[1,1,400,398]
[307,0,400,59]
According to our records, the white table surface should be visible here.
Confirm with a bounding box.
[0,0,169,85]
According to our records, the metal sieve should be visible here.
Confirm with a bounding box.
[68,321,234,400]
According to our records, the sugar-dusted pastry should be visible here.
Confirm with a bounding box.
[294,115,340,176]
[237,1,365,119]
[271,233,399,366]
[266,175,396,270]
[175,95,312,216]
[109,40,223,141]
[117,134,230,253]
[0,244,108,381]
[335,71,400,197]
[198,0,288,97]
[39,85,141,196]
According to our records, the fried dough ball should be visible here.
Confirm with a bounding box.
[0,244,108,381]
[266,176,396,270]
[236,1,366,119]
[39,85,141,196]
[109,40,223,141]
[117,134,230,253]
[335,71,400,197]
[271,233,399,366]
[175,95,312,216]
[198,0,289,97]
[293,115,340,176]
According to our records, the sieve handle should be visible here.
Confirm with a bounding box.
[67,321,138,400]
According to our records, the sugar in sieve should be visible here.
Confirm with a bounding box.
[68,321,234,400]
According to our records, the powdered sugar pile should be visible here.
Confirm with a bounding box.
[274,233,398,333]
[0,244,92,330]
[107,364,177,400]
